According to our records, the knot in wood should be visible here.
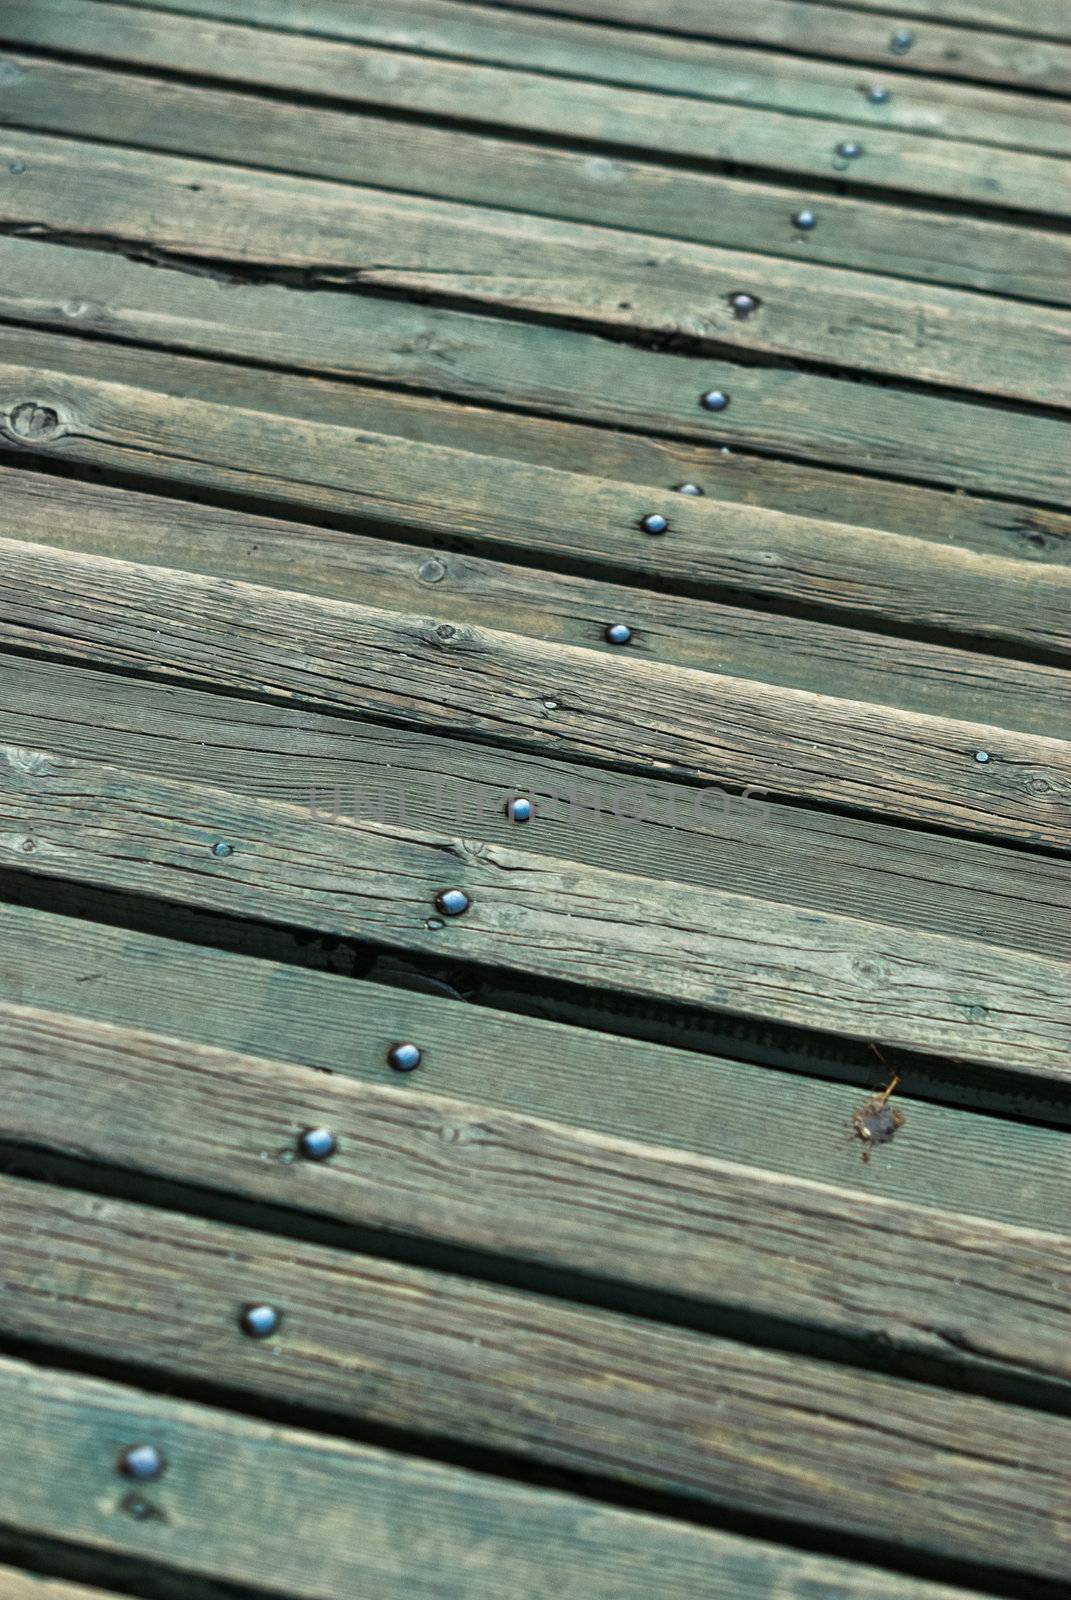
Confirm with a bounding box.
[4,401,67,443]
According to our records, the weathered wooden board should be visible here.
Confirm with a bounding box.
[3,321,1067,572]
[5,374,1071,657]
[452,0,1071,94]
[3,754,1070,1074]
[7,3,1071,212]
[70,0,1071,156]
[2,1175,1070,1561]
[4,257,1069,523]
[106,0,1071,53]
[5,901,1069,1223]
[3,134,1071,410]
[7,470,1067,736]
[813,0,1071,34]
[2,539,1068,846]
[0,1571,117,1600]
[6,57,1068,307]
[8,658,1069,972]
[0,1356,1009,1600]
[4,1005,1071,1396]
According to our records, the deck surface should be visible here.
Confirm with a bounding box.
[0,2,1069,1598]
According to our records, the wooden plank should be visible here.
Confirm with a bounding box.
[5,255,1071,516]
[3,259,1069,520]
[75,0,1071,156]
[7,657,1070,976]
[2,322,1066,571]
[7,469,1068,737]
[3,135,1070,412]
[5,57,1068,307]
[2,537,1069,847]
[107,0,1071,53]
[454,0,1071,94]
[794,0,1071,39]
[3,752,1069,1075]
[0,1572,119,1600]
[7,3,1071,213]
[0,1355,1010,1600]
[3,1004,1071,1399]
[5,370,1071,652]
[5,900,1069,1224]
[2,1174,1070,1565]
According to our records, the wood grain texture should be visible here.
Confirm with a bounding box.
[2,133,1070,412]
[456,0,1071,93]
[5,55,1068,307]
[0,1355,1008,1600]
[1,537,1068,847]
[3,246,1069,519]
[5,900,1069,1226]
[2,1175,1070,1566]
[7,2,1071,213]
[7,469,1068,737]
[3,320,1067,572]
[7,655,1070,971]
[5,363,1071,656]
[73,0,1071,156]
[0,1571,120,1600]
[813,0,1071,34]
[2,752,1069,1075]
[106,0,1071,51]
[2,1004,1070,1398]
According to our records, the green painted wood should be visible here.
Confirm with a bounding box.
[2,538,1069,846]
[76,0,1071,156]
[5,56,1067,306]
[3,1007,1071,1398]
[2,751,1069,1075]
[4,358,1071,652]
[456,0,1071,94]
[0,1355,1008,1600]
[2,135,1070,412]
[7,2,1071,213]
[4,901,1068,1223]
[2,1174,1070,1554]
[7,657,1069,969]
[2,322,1067,571]
[7,470,1068,737]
